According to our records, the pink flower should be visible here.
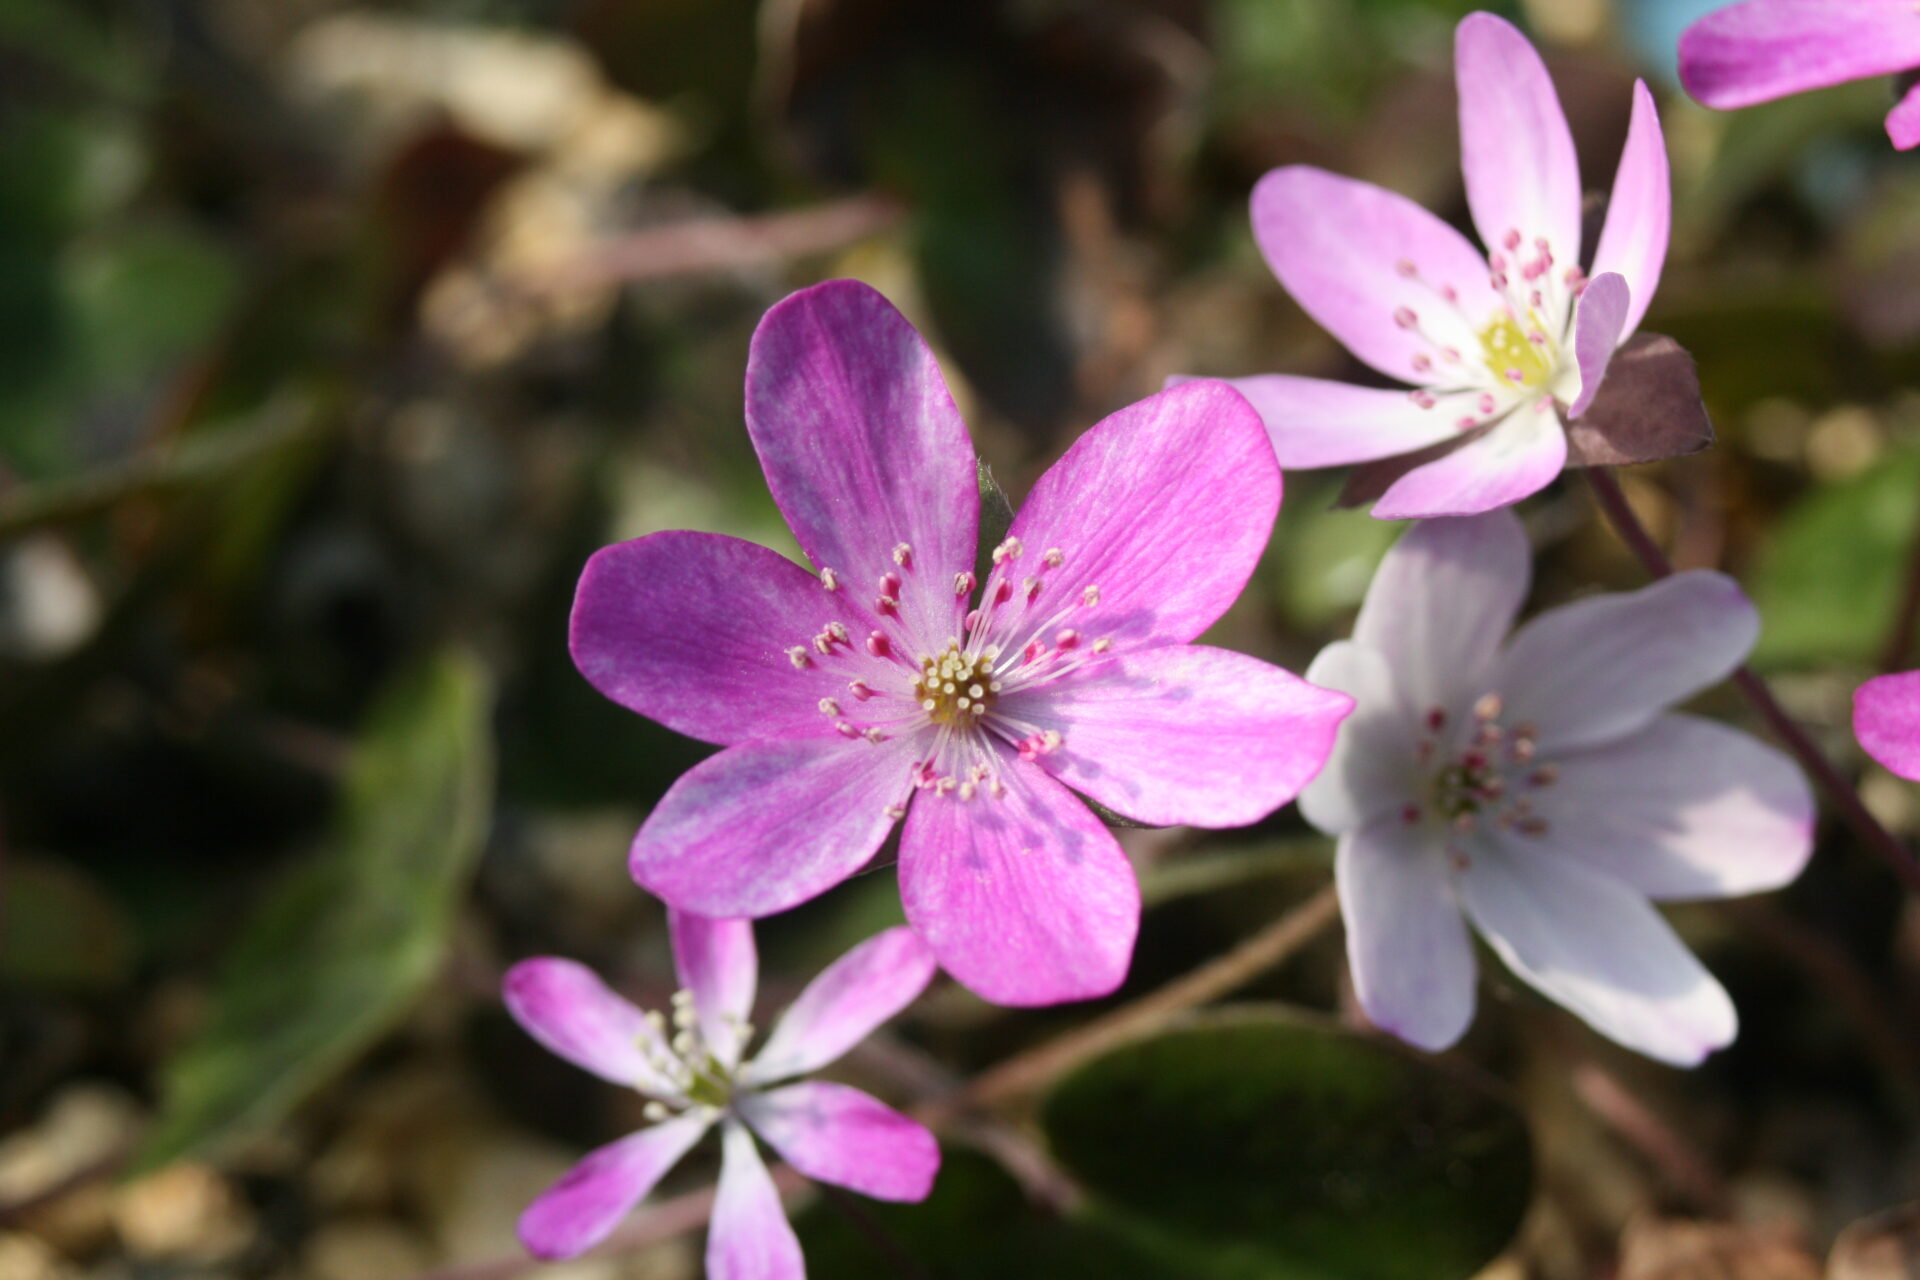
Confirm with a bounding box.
[572,280,1353,1007]
[504,913,940,1274]
[1680,0,1920,151]
[1183,12,1671,519]
[1299,512,1814,1064]
[1855,670,1920,779]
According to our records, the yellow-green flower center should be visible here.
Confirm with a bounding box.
[1478,313,1554,390]
[914,643,999,725]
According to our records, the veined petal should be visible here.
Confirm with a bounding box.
[1566,273,1632,420]
[631,734,916,919]
[1535,714,1813,900]
[1354,509,1532,718]
[746,280,974,646]
[899,756,1139,1006]
[1455,12,1583,271]
[1297,641,1421,835]
[503,958,677,1095]
[1172,373,1477,469]
[708,1121,804,1280]
[1370,404,1567,520]
[669,912,757,1072]
[1855,670,1920,781]
[1679,0,1920,110]
[738,1082,940,1202]
[1494,571,1757,754]
[1888,80,1920,151]
[1460,840,1737,1066]
[571,532,873,747]
[1590,83,1671,340]
[997,380,1278,655]
[518,1114,712,1261]
[1251,165,1506,386]
[1337,815,1478,1052]
[1003,645,1353,829]
[743,927,936,1086]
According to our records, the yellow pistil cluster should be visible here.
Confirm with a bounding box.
[1478,313,1553,389]
[914,642,1000,725]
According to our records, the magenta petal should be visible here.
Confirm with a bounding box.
[518,1114,711,1261]
[1888,80,1920,150]
[1337,815,1477,1052]
[1679,0,1920,110]
[1176,373,1475,469]
[1001,380,1278,653]
[738,1082,940,1202]
[1590,83,1671,341]
[708,1122,804,1280]
[746,280,974,645]
[503,958,676,1094]
[899,757,1139,1006]
[1567,272,1631,420]
[572,532,872,747]
[669,911,758,1071]
[1370,406,1567,520]
[1455,12,1582,268]
[744,928,936,1085]
[631,734,915,918]
[1005,645,1354,829]
[1251,165,1505,385]
[1856,670,1920,780]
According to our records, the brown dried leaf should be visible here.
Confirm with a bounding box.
[1564,334,1714,469]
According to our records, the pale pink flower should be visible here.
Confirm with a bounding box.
[1300,512,1814,1064]
[505,913,939,1275]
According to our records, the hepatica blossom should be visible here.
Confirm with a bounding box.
[1186,12,1671,519]
[572,280,1352,1006]
[505,914,938,1275]
[1300,512,1813,1065]
[1855,671,1920,780]
[1681,0,1920,151]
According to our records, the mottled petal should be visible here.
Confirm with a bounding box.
[997,380,1278,655]
[1172,373,1477,469]
[1535,714,1813,900]
[503,958,676,1095]
[1354,509,1532,717]
[1566,272,1631,420]
[1370,405,1567,520]
[518,1114,712,1261]
[1461,840,1737,1066]
[738,1082,940,1202]
[899,757,1138,1006]
[1679,0,1920,110]
[1494,571,1757,754]
[1297,641,1421,835]
[1338,815,1478,1052]
[1888,79,1920,151]
[1855,670,1920,780]
[631,734,915,919]
[743,928,937,1086]
[571,532,871,747]
[708,1121,804,1280]
[1456,11,1583,269]
[1590,83,1671,340]
[1251,165,1506,385]
[1004,645,1354,828]
[746,279,974,645]
[669,912,757,1071]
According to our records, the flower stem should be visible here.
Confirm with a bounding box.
[1585,467,1920,894]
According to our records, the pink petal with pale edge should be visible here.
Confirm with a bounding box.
[1679,0,1920,110]
[708,1122,804,1280]
[1590,83,1671,340]
[669,911,758,1071]
[1567,273,1632,420]
[1337,814,1477,1053]
[1889,79,1920,150]
[1168,373,1474,469]
[1856,670,1920,780]
[518,1114,711,1261]
[1370,407,1567,521]
[744,927,936,1085]
[1455,12,1583,270]
[739,1082,940,1202]
[502,958,676,1094]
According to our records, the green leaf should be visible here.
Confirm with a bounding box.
[135,651,494,1172]
[1748,444,1920,669]
[1040,1007,1533,1280]
[0,856,136,992]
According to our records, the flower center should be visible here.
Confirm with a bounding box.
[1477,313,1555,391]
[633,988,747,1119]
[914,643,1000,725]
[1407,695,1560,858]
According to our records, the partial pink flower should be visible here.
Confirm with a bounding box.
[1680,1,1920,150]
[504,914,940,1273]
[1181,12,1671,519]
[573,279,1353,1007]
[1855,671,1920,779]
[1299,511,1813,1065]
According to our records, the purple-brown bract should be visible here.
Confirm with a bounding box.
[505,914,939,1276]
[570,279,1353,1006]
